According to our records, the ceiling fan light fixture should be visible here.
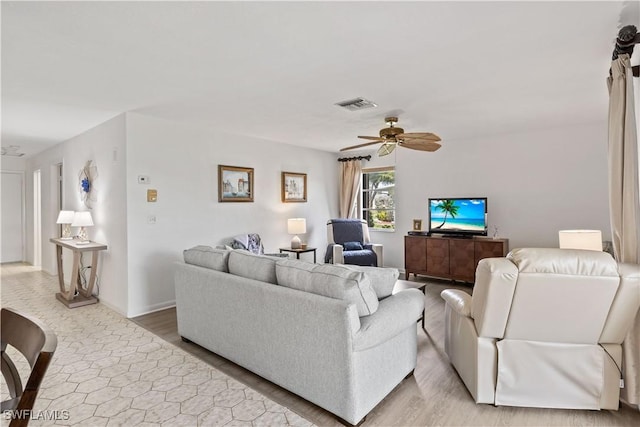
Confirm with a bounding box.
[377,143,396,157]
[340,116,442,155]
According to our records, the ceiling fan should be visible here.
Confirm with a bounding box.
[340,116,441,156]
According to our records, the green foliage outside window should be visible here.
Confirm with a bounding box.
[362,170,395,231]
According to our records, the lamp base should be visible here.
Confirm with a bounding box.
[291,235,301,249]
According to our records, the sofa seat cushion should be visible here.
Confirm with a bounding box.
[228,250,277,284]
[340,265,399,299]
[343,249,377,266]
[276,260,379,316]
[184,246,230,272]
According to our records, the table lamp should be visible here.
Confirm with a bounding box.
[56,210,75,240]
[72,211,94,244]
[558,230,602,251]
[287,218,306,249]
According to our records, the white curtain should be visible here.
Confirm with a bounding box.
[608,53,640,408]
[339,160,362,218]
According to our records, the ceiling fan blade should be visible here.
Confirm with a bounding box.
[399,132,441,142]
[377,143,396,156]
[357,136,386,141]
[340,141,383,151]
[399,140,442,152]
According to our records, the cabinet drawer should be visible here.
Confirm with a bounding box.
[475,240,507,265]
[450,239,475,281]
[426,239,449,276]
[405,236,427,272]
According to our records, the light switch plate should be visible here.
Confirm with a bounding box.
[138,175,150,184]
[147,189,157,202]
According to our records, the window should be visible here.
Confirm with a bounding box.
[361,167,395,231]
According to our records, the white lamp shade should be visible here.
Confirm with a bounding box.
[287,218,306,234]
[72,211,94,227]
[56,210,75,224]
[558,230,602,251]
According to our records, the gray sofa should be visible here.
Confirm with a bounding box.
[175,246,424,425]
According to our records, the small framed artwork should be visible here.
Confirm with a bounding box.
[218,165,254,202]
[281,172,307,203]
[412,219,423,231]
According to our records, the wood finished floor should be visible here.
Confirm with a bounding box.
[133,278,640,426]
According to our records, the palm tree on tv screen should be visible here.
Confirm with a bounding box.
[434,199,459,229]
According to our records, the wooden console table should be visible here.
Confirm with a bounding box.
[405,235,508,283]
[50,238,107,308]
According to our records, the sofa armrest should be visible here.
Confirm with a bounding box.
[354,289,424,351]
[441,289,472,317]
[330,244,344,264]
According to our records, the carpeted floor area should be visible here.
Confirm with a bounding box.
[0,263,313,427]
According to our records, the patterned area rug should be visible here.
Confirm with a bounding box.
[0,264,313,426]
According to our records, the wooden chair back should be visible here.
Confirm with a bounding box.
[1,307,57,427]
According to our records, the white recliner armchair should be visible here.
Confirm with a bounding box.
[441,248,640,410]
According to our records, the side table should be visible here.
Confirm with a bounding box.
[50,238,107,308]
[279,247,317,263]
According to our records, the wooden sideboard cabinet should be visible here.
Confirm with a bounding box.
[404,235,509,283]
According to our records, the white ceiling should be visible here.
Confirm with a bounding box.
[2,1,637,158]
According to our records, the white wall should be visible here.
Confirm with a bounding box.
[359,122,610,270]
[125,113,339,317]
[26,115,129,315]
[1,156,27,172]
[1,157,27,263]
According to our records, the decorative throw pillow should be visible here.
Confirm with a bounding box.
[343,241,364,251]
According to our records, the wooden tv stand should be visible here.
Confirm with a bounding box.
[404,235,509,283]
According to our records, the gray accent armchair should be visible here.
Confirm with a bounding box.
[325,219,383,267]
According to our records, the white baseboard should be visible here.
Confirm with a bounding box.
[98,298,127,317]
[128,300,176,319]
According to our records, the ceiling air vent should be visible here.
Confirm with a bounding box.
[1,146,25,157]
[335,97,378,111]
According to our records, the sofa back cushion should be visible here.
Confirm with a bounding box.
[184,246,230,272]
[276,260,379,316]
[338,265,398,299]
[275,259,317,288]
[228,250,278,284]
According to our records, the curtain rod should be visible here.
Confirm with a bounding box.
[611,25,640,77]
[337,155,371,162]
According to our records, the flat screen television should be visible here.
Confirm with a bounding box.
[428,198,488,237]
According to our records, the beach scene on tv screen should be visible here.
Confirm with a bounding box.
[430,199,486,231]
